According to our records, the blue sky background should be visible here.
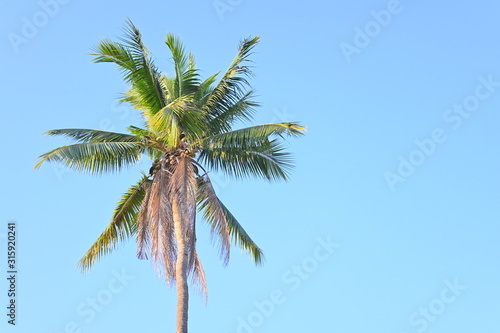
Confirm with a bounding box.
[2,0,500,332]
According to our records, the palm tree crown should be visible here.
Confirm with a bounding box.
[35,20,304,332]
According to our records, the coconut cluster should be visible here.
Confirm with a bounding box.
[148,142,199,178]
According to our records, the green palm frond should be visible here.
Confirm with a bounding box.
[206,90,258,134]
[119,88,152,118]
[165,34,200,97]
[148,98,183,147]
[126,126,164,160]
[93,19,166,114]
[198,138,293,181]
[162,75,177,103]
[127,125,158,138]
[34,141,144,175]
[44,128,139,143]
[198,122,306,148]
[148,95,206,147]
[201,37,260,134]
[77,175,151,271]
[194,73,218,105]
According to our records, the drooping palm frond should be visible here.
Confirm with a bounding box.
[198,122,306,149]
[169,156,198,261]
[127,125,158,138]
[201,37,260,134]
[35,141,144,175]
[207,196,264,265]
[77,175,151,271]
[93,20,166,115]
[196,175,230,264]
[196,123,304,181]
[44,128,139,143]
[137,160,177,281]
[190,252,208,302]
[169,156,207,295]
[198,138,294,181]
[136,178,153,261]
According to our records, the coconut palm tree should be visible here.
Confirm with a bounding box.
[35,20,304,333]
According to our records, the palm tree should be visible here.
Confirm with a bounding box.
[35,20,304,333]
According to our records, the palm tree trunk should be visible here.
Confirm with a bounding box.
[172,196,189,333]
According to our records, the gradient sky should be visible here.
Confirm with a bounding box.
[2,0,500,332]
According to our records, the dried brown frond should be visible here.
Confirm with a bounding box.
[136,180,152,260]
[137,154,207,293]
[191,251,208,301]
[169,155,206,293]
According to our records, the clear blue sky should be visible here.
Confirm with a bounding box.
[2,0,500,332]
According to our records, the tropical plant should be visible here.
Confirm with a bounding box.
[35,20,305,333]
